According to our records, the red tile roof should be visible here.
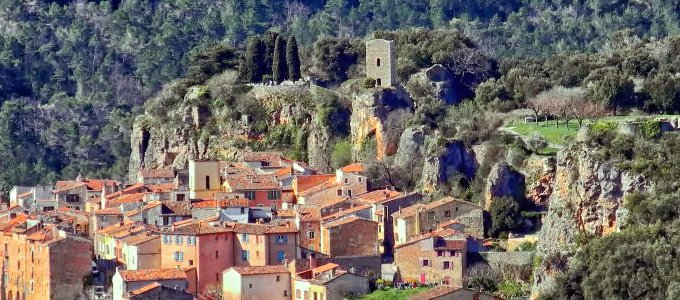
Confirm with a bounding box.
[229,265,290,275]
[224,174,281,191]
[121,232,159,245]
[275,209,296,218]
[434,239,466,251]
[242,151,289,167]
[340,163,365,173]
[322,216,375,228]
[298,207,321,222]
[310,263,339,274]
[147,183,175,193]
[95,207,123,216]
[396,229,461,249]
[138,168,175,178]
[294,175,335,194]
[391,197,481,219]
[118,268,187,282]
[192,199,249,208]
[107,193,145,207]
[321,204,370,222]
[126,282,161,297]
[356,189,402,203]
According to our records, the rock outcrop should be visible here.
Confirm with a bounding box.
[350,86,412,161]
[408,64,461,105]
[531,144,649,298]
[421,137,477,193]
[484,163,526,210]
[393,125,427,169]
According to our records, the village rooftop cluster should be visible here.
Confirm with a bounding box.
[2,151,502,300]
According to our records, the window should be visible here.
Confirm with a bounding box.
[215,250,219,259]
[344,178,348,184]
[276,235,288,244]
[276,275,281,282]
[444,210,451,217]
[358,177,362,183]
[336,189,342,196]
[421,259,430,267]
[450,251,456,256]
[304,291,309,300]
[437,251,443,257]
[163,235,171,245]
[307,231,315,239]
[284,290,288,297]
[277,250,285,262]
[240,207,245,214]
[347,190,352,197]
[176,194,185,201]
[206,175,211,190]
[443,261,450,269]
[65,194,79,203]
[271,204,277,210]
[245,191,256,200]
[242,250,249,261]
[455,207,459,212]
[376,58,381,67]
[427,212,436,220]
[175,236,183,245]
[242,234,249,243]
[188,260,194,266]
[187,236,195,245]
[296,289,301,299]
[267,190,281,200]
[249,283,252,288]
[174,251,184,262]
[376,78,382,86]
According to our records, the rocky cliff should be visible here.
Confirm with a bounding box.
[531,143,649,298]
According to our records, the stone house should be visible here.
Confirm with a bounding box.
[191,198,250,222]
[0,217,93,300]
[122,282,194,300]
[223,173,286,210]
[392,197,484,245]
[120,232,161,270]
[295,169,368,207]
[394,229,467,286]
[9,185,52,210]
[112,268,193,300]
[320,216,379,257]
[124,201,192,228]
[357,190,422,257]
[294,263,370,300]
[53,178,119,211]
[222,266,292,300]
[296,207,321,253]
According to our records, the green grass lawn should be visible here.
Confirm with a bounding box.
[357,287,430,300]
[506,115,680,146]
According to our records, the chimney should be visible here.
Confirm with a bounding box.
[309,254,316,269]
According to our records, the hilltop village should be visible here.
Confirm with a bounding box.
[3,150,507,300]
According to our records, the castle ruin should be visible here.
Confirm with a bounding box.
[366,39,396,87]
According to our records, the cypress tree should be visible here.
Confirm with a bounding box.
[263,31,279,75]
[242,36,267,83]
[272,36,288,83]
[286,36,301,81]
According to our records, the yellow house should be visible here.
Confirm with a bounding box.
[222,266,292,300]
[188,160,222,199]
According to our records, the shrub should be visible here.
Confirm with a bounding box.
[362,78,376,89]
[526,133,548,153]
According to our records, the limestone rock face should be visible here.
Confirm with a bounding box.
[421,138,477,193]
[350,86,412,161]
[409,64,460,105]
[307,121,332,172]
[531,144,649,297]
[393,126,427,169]
[484,163,526,210]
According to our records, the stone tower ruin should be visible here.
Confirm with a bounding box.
[366,39,396,87]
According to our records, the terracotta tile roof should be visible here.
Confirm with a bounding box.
[84,179,118,191]
[299,180,340,197]
[107,193,145,207]
[294,175,335,194]
[275,209,296,218]
[340,163,365,173]
[320,196,350,209]
[126,282,161,297]
[121,232,159,245]
[170,220,234,235]
[267,221,299,233]
[118,268,187,282]
[274,166,294,177]
[107,184,148,199]
[26,226,58,243]
[396,229,460,249]
[138,168,175,178]
[311,263,339,274]
[391,197,481,219]
[438,219,460,228]
[0,214,28,233]
[146,183,175,193]
[356,189,402,203]
[321,204,370,222]
[161,202,192,216]
[242,151,289,167]
[224,174,281,191]
[434,239,466,251]
[95,207,123,216]
[53,181,86,193]
[229,265,290,275]
[298,207,321,222]
[16,191,32,199]
[192,199,249,208]
[322,216,375,228]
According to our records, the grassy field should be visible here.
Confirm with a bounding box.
[505,115,680,146]
[357,287,430,300]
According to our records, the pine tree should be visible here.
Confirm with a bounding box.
[242,36,267,83]
[286,36,302,81]
[272,36,288,83]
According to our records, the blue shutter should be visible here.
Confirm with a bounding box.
[277,250,285,262]
[283,235,288,244]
